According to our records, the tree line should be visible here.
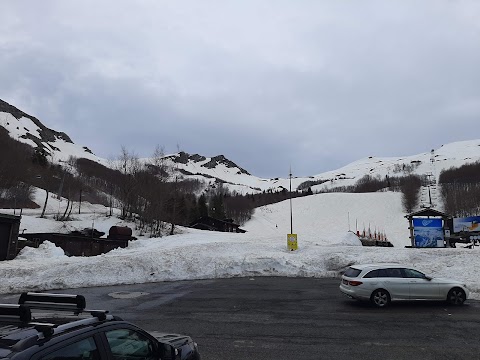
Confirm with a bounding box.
[314,160,480,217]
[439,161,480,217]
[0,134,317,233]
[314,174,423,213]
[3,130,480,232]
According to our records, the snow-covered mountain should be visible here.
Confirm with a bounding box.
[304,140,480,191]
[159,140,480,195]
[2,98,480,195]
[0,99,103,165]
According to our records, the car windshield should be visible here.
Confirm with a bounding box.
[344,267,362,278]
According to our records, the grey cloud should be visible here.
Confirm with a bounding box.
[1,0,480,178]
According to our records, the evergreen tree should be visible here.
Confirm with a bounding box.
[198,194,208,217]
[210,194,225,219]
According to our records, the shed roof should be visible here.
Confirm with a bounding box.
[190,216,240,227]
[404,208,449,219]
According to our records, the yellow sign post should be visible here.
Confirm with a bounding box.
[287,234,298,251]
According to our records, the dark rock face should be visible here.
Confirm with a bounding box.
[201,155,250,175]
[170,152,249,175]
[0,99,73,144]
[178,168,194,175]
[174,151,189,164]
[189,154,207,162]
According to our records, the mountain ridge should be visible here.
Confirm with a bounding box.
[0,99,73,145]
[1,98,480,195]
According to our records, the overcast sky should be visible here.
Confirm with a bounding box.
[1,1,479,178]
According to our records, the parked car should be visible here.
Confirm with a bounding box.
[340,263,470,307]
[0,292,201,359]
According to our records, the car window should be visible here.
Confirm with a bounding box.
[40,337,100,360]
[386,268,403,278]
[404,268,426,278]
[376,269,389,277]
[363,270,378,278]
[106,328,157,360]
[344,267,362,277]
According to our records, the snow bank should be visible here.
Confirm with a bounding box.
[0,231,479,300]
[16,241,67,260]
[1,191,479,301]
[335,232,363,246]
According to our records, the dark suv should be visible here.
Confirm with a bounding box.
[0,292,201,359]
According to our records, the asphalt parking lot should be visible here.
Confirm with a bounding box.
[2,277,480,360]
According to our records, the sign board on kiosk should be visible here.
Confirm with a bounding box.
[453,216,480,233]
[413,218,444,248]
[287,234,298,251]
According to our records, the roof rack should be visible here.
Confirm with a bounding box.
[1,293,116,349]
[13,292,114,338]
[0,304,32,323]
[16,292,111,338]
[19,292,86,313]
[19,292,108,318]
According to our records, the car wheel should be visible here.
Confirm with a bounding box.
[371,289,390,308]
[447,288,466,305]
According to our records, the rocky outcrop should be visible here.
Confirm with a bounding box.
[201,155,250,175]
[0,99,73,144]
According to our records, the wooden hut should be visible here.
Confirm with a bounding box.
[0,213,21,260]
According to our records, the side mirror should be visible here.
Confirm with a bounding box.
[424,275,432,281]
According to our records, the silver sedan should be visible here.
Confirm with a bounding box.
[340,263,470,307]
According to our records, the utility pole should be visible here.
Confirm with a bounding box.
[289,167,293,234]
[79,188,82,214]
[287,166,298,251]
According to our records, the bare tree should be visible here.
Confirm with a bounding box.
[146,145,169,236]
[114,146,143,218]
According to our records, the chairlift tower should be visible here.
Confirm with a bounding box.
[426,149,438,208]
[430,149,436,180]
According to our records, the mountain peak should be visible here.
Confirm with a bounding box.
[202,155,250,175]
[169,152,250,175]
